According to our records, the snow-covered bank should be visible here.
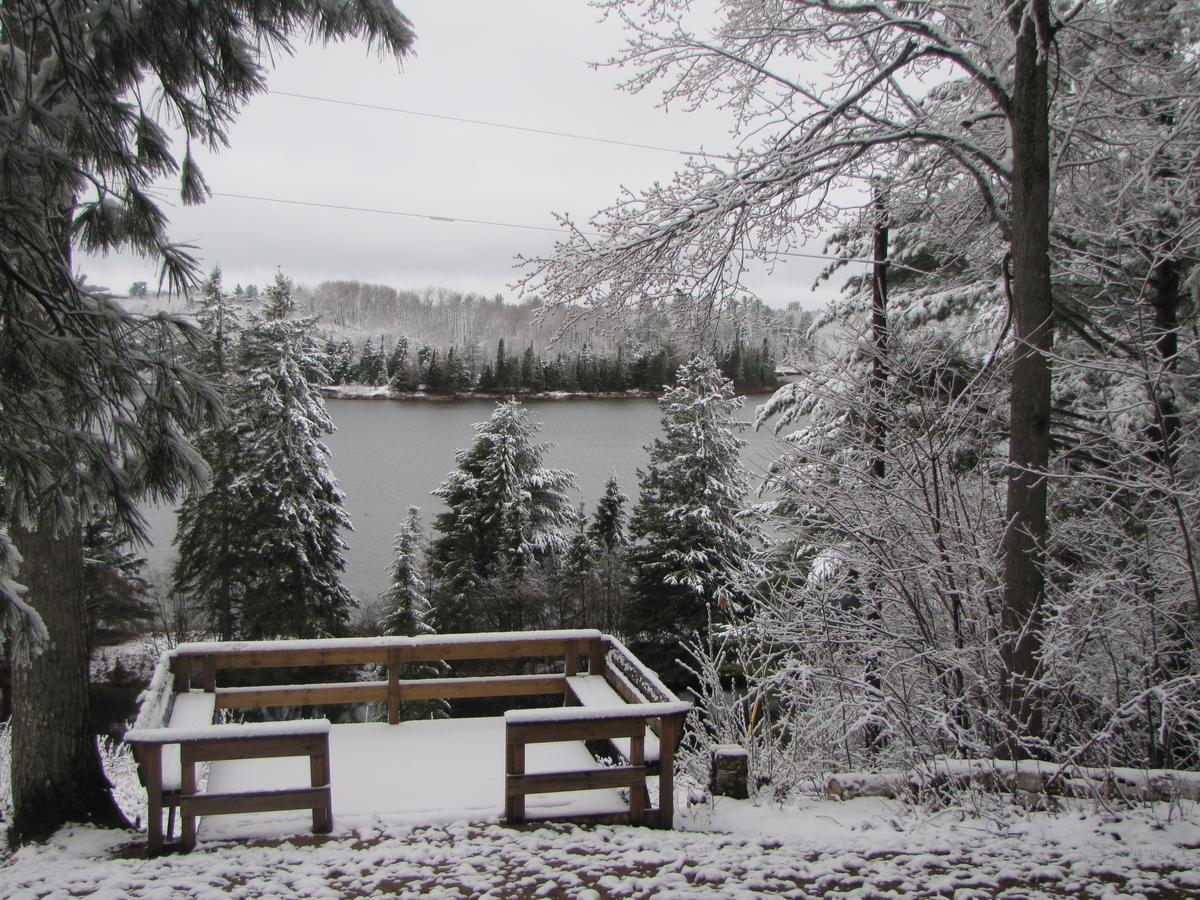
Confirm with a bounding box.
[323,384,665,402]
[322,384,782,402]
[2,794,1197,897]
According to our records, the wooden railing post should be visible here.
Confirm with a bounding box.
[202,655,216,693]
[181,748,198,850]
[172,655,190,693]
[141,746,164,854]
[657,716,680,829]
[587,637,607,677]
[310,734,332,833]
[505,733,526,823]
[564,641,579,677]
[387,648,401,725]
[629,733,645,824]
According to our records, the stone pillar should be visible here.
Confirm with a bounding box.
[710,744,749,799]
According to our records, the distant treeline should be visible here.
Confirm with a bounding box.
[296,279,813,362]
[324,334,780,394]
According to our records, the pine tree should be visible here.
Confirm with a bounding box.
[176,274,355,640]
[0,0,412,842]
[379,506,446,719]
[173,269,245,640]
[590,474,629,553]
[589,474,630,633]
[82,517,154,651]
[381,507,433,638]
[231,274,355,638]
[429,402,578,633]
[557,507,598,628]
[387,336,411,390]
[626,356,754,683]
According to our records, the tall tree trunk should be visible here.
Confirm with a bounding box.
[864,183,889,753]
[9,510,128,844]
[999,0,1054,758]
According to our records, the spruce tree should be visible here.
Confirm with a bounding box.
[381,507,433,638]
[429,402,578,632]
[173,269,245,640]
[589,474,630,633]
[0,0,412,842]
[379,506,445,718]
[230,274,355,638]
[626,356,753,683]
[175,274,355,640]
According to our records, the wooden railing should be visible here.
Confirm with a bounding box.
[128,629,690,850]
[169,630,606,723]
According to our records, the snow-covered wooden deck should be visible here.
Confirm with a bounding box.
[198,718,631,843]
[127,630,690,851]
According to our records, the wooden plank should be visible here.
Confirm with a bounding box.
[180,786,331,817]
[398,674,565,702]
[507,717,646,745]
[506,766,644,795]
[181,734,329,763]
[215,682,387,710]
[400,637,590,663]
[178,646,390,670]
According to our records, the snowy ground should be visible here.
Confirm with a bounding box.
[2,784,1198,897]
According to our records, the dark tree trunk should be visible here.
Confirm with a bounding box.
[9,510,128,845]
[864,184,889,754]
[999,0,1054,759]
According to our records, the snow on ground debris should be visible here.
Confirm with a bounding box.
[2,794,1198,898]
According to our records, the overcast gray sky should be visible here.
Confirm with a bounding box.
[82,1,837,309]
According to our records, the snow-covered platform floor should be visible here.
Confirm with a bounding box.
[198,718,627,844]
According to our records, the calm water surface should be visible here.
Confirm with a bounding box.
[142,396,788,602]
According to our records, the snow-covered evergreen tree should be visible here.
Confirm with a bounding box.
[589,474,630,633]
[556,506,598,629]
[429,401,578,632]
[626,356,754,682]
[231,274,355,638]
[381,507,433,638]
[175,274,355,640]
[173,269,246,640]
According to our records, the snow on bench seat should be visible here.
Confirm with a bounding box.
[136,691,217,792]
[563,676,684,762]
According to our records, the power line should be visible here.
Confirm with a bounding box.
[209,190,579,235]
[267,89,733,159]
[175,189,917,273]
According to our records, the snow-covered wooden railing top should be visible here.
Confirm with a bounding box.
[172,628,603,657]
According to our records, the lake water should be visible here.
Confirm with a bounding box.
[141,396,790,603]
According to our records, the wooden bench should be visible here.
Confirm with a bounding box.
[504,700,689,828]
[127,707,332,852]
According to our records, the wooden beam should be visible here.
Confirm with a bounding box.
[506,766,644,795]
[398,674,565,702]
[180,734,329,764]
[180,786,331,818]
[507,717,645,745]
[215,682,387,710]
